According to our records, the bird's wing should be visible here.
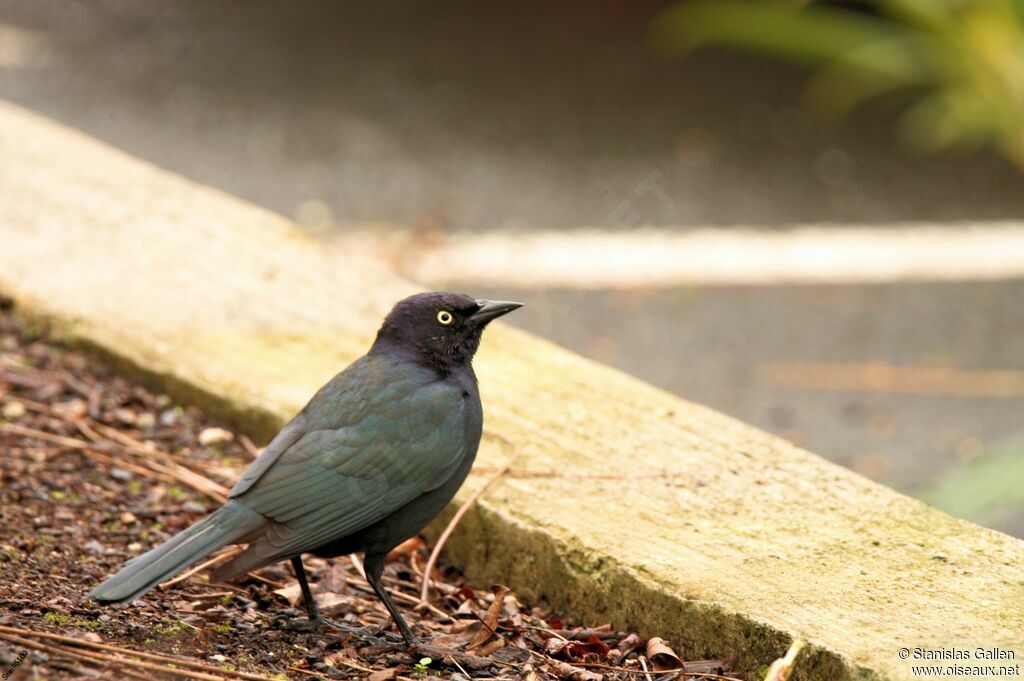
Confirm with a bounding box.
[230,356,467,557]
[230,414,306,496]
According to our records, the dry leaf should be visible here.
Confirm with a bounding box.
[617,632,643,654]
[467,585,510,651]
[477,636,506,656]
[764,639,805,681]
[317,562,348,594]
[544,637,569,656]
[367,669,397,681]
[273,583,303,607]
[314,591,348,612]
[547,635,611,661]
[646,637,684,671]
[432,621,483,649]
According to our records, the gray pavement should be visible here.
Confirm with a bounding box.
[2,1,1024,229]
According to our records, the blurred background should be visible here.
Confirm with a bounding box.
[1,0,1022,536]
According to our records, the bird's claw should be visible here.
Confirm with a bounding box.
[321,619,382,637]
[279,616,323,633]
[278,615,406,644]
[334,623,408,645]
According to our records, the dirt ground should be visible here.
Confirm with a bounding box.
[0,306,738,681]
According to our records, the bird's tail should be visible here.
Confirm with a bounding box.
[88,501,264,604]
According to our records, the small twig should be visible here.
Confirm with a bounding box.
[639,654,655,681]
[180,591,235,600]
[448,654,471,677]
[3,421,106,450]
[323,656,375,673]
[81,420,223,473]
[530,649,601,681]
[0,631,225,680]
[1,394,51,413]
[1,421,229,503]
[0,423,180,484]
[523,624,570,642]
[243,571,286,590]
[349,553,367,580]
[419,434,521,603]
[0,625,280,680]
[83,420,230,502]
[412,643,493,671]
[110,667,155,681]
[238,434,262,460]
[79,448,180,485]
[0,631,105,668]
[539,626,621,641]
[346,576,449,620]
[159,548,241,590]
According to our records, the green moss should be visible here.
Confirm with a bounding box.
[167,486,187,502]
[21,321,43,341]
[73,618,102,630]
[213,622,232,635]
[153,618,189,637]
[43,611,71,626]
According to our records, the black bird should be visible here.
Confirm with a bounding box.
[89,292,522,643]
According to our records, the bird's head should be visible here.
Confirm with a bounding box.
[371,292,523,371]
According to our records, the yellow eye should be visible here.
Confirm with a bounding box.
[436,310,454,326]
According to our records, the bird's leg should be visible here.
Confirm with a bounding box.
[363,553,415,645]
[281,556,383,637]
[293,556,320,623]
[281,555,325,632]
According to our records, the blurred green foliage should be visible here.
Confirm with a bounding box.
[653,0,1024,166]
[918,435,1024,530]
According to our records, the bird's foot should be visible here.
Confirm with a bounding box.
[279,616,324,633]
[277,613,405,644]
[320,618,385,638]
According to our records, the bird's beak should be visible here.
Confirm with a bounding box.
[469,299,524,325]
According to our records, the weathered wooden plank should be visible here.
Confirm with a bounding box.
[0,100,1020,680]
